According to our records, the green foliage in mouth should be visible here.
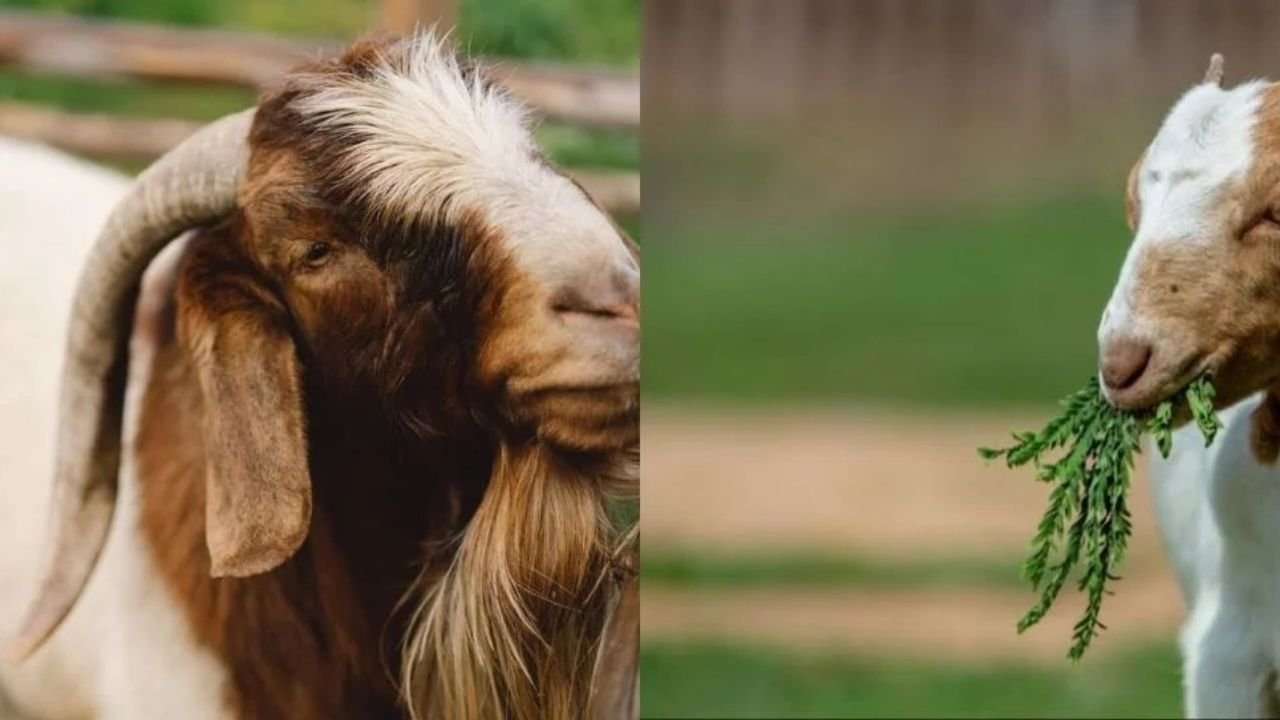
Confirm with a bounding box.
[980,375,1221,660]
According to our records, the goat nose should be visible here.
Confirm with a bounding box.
[1100,338,1152,391]
[553,268,639,324]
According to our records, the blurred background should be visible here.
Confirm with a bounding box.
[642,1,1280,717]
[0,0,638,223]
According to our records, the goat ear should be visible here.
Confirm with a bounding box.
[1125,150,1146,233]
[176,235,312,578]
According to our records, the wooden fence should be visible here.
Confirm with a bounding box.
[645,0,1280,122]
[0,8,639,214]
[642,0,1280,216]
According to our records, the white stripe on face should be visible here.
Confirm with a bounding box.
[291,35,633,292]
[1100,80,1265,345]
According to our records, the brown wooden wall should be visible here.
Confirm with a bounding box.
[644,0,1280,217]
[647,0,1280,122]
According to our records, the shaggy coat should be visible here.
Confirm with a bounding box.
[0,34,638,720]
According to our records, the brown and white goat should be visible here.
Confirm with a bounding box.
[0,34,638,720]
[1100,55,1280,718]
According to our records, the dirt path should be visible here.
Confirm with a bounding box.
[643,576,1183,662]
[642,407,1185,659]
[643,406,1170,567]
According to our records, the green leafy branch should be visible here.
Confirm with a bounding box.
[979,375,1221,660]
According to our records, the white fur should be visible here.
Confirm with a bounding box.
[1100,81,1264,348]
[0,139,229,719]
[1151,394,1280,718]
[293,35,636,294]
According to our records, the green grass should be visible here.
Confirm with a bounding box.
[460,0,637,66]
[4,0,638,64]
[0,69,257,120]
[644,192,1128,407]
[641,642,1182,718]
[644,549,1023,590]
[535,123,637,170]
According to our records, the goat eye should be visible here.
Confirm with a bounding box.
[303,242,332,266]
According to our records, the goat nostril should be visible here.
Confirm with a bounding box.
[552,273,638,325]
[1101,340,1153,391]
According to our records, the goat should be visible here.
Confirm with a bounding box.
[0,34,639,720]
[0,138,130,719]
[1099,54,1280,718]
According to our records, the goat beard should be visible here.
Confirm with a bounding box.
[400,440,636,720]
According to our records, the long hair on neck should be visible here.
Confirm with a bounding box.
[400,439,635,719]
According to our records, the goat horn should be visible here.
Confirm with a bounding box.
[8,108,254,662]
[1204,53,1225,86]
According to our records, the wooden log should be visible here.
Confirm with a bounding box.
[0,10,638,130]
[0,101,199,158]
[0,102,639,215]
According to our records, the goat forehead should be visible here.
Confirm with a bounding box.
[292,35,624,278]
[1135,82,1265,244]
[1101,83,1266,339]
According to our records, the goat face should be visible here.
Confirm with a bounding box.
[1099,68,1280,412]
[227,36,638,452]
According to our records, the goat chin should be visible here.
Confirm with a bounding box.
[400,441,633,720]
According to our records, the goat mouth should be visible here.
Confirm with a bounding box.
[508,374,639,396]
[509,382,639,452]
[525,383,640,414]
[1104,352,1212,412]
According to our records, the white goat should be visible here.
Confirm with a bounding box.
[1100,55,1280,718]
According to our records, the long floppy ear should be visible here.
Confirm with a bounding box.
[176,233,311,578]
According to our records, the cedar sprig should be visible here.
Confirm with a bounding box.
[979,375,1221,660]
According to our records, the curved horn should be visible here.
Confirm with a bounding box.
[8,108,255,661]
[1204,53,1225,86]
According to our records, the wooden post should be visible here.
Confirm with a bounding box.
[379,0,457,35]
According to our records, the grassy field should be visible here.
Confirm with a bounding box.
[4,0,639,64]
[639,188,1175,717]
[645,549,1025,591]
[645,190,1128,408]
[641,641,1182,718]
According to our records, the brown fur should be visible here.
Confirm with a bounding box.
[1125,148,1147,232]
[138,227,489,718]
[131,35,636,720]
[1116,84,1280,411]
[1251,391,1280,465]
